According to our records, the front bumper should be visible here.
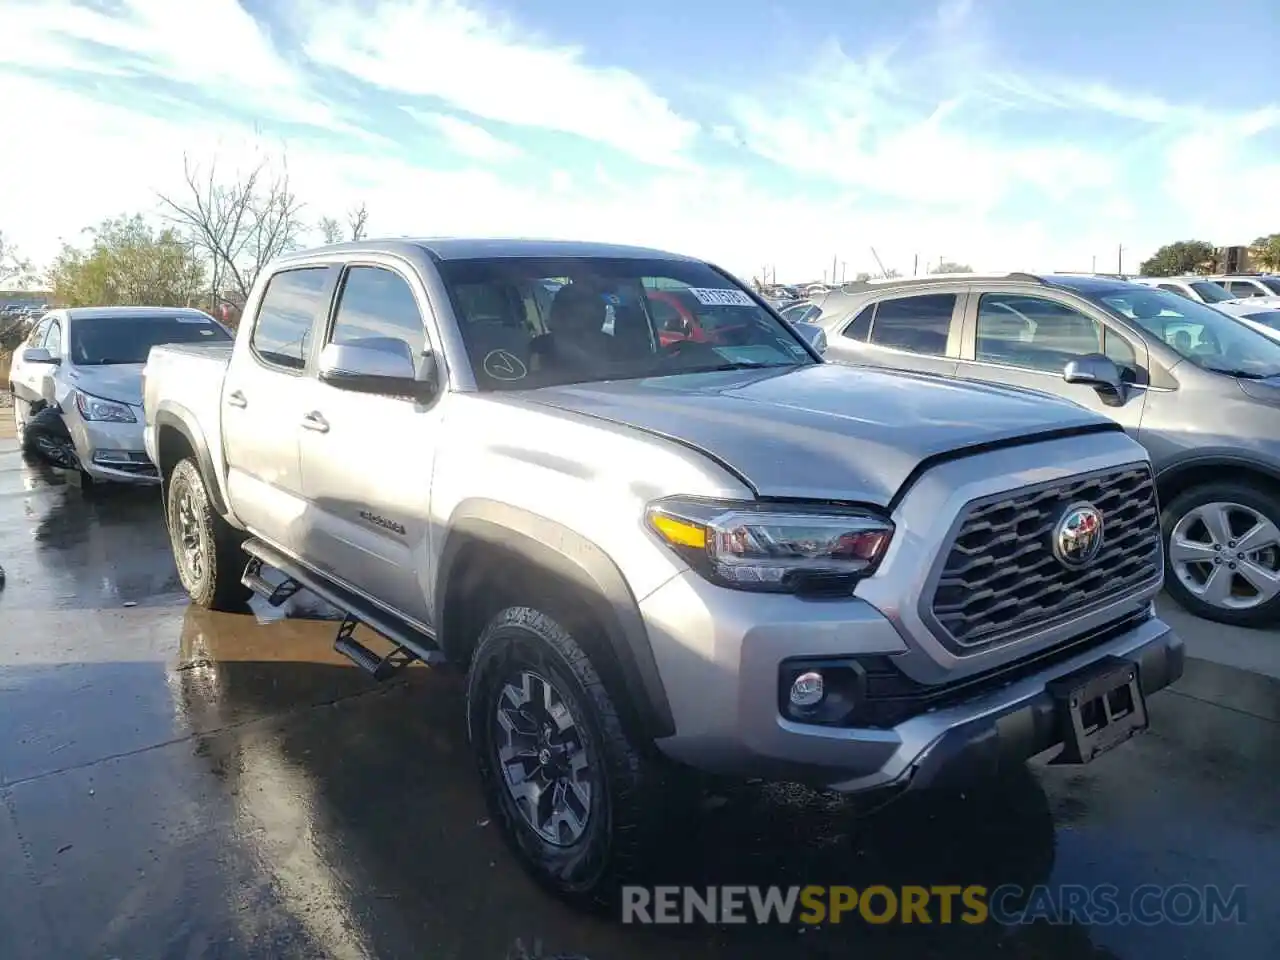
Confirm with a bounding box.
[641,570,1182,794]
[65,407,160,484]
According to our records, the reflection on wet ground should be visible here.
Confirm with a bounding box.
[1,426,1277,959]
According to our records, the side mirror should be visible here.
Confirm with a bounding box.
[21,347,57,365]
[793,320,828,355]
[318,342,438,402]
[1063,353,1126,403]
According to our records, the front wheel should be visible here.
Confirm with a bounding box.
[165,458,250,611]
[22,406,79,470]
[466,605,673,909]
[1162,481,1280,627]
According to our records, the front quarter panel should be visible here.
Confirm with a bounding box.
[1138,365,1280,478]
[428,392,753,612]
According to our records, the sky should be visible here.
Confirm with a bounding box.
[1,0,1278,284]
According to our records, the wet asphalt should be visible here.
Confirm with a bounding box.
[0,414,1277,960]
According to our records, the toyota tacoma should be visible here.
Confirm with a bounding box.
[142,238,1184,905]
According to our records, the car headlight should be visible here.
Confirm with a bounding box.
[74,390,136,423]
[645,497,893,595]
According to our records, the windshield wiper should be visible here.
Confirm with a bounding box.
[1209,368,1272,379]
[669,361,792,374]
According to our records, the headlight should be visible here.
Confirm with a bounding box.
[645,497,893,595]
[75,390,136,423]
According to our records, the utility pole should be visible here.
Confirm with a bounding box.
[832,254,838,286]
[1117,244,1124,276]
[841,261,847,282]
[913,253,919,277]
[1091,254,1096,273]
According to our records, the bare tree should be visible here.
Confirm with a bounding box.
[318,216,343,244]
[157,152,306,306]
[347,202,369,241]
[0,230,37,288]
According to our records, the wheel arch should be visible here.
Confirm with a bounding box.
[436,500,675,741]
[1156,455,1280,509]
[153,405,230,517]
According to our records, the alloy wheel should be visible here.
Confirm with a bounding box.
[1169,501,1280,611]
[174,482,206,587]
[493,669,593,846]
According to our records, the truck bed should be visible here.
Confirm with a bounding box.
[142,340,234,484]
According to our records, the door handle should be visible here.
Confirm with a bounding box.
[226,389,247,409]
[301,411,329,433]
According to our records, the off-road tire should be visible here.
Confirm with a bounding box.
[466,605,674,911]
[166,457,250,611]
[1162,480,1280,627]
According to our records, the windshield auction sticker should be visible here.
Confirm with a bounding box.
[688,287,756,307]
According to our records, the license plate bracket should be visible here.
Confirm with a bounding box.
[1046,656,1148,764]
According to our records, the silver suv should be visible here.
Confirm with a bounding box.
[811,272,1280,627]
[143,242,1183,905]
[1207,274,1280,304]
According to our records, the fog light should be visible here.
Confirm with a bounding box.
[789,670,825,708]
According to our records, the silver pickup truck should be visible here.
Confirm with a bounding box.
[143,238,1184,906]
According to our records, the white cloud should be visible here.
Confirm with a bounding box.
[726,42,1116,213]
[1,0,344,131]
[3,0,1279,290]
[402,108,523,162]
[296,0,699,168]
[1163,133,1280,245]
[0,73,1107,287]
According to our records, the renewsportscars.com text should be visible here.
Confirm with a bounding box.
[621,884,1248,926]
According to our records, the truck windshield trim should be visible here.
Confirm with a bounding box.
[435,256,816,391]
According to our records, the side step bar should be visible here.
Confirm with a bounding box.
[242,555,303,607]
[240,538,445,680]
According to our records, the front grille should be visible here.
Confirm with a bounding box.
[928,464,1160,650]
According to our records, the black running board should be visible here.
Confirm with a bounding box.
[242,555,303,607]
[240,538,445,677]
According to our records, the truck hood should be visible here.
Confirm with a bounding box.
[66,363,146,406]
[521,364,1113,505]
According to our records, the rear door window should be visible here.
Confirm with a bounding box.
[867,294,955,356]
[250,267,334,371]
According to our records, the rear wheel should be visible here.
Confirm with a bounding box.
[466,605,675,909]
[1162,481,1280,627]
[165,457,250,611]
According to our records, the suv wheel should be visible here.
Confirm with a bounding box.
[1162,481,1280,627]
[466,605,669,909]
[165,458,250,611]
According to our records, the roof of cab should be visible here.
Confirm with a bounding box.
[276,237,700,264]
[59,305,214,321]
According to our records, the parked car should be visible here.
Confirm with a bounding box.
[809,272,1280,627]
[1133,276,1280,323]
[8,306,232,483]
[143,238,1181,905]
[1206,274,1280,305]
[778,300,822,325]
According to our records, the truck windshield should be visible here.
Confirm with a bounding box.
[436,256,815,390]
[1092,287,1280,379]
[70,315,231,365]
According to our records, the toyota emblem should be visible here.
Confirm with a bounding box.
[1053,501,1105,568]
